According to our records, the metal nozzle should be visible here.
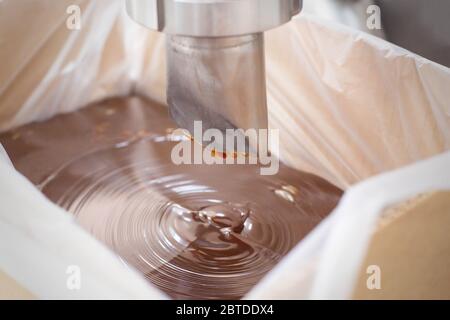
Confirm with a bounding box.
[166,34,267,152]
[126,0,302,151]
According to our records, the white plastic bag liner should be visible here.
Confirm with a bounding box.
[1,0,449,299]
[0,145,12,167]
[0,0,166,132]
[0,145,166,299]
[264,15,450,188]
[246,151,450,299]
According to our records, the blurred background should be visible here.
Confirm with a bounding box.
[304,0,450,67]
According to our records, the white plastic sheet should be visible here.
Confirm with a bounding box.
[247,151,450,299]
[1,0,449,299]
[264,15,450,188]
[0,0,166,132]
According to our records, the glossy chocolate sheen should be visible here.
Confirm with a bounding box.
[0,96,343,299]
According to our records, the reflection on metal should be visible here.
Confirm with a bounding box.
[126,0,302,151]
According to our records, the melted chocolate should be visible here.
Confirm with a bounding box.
[0,96,342,299]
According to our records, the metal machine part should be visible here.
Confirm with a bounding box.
[126,0,301,153]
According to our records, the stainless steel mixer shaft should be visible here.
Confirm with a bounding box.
[126,0,301,152]
[166,34,267,145]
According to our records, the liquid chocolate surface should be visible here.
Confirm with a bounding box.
[0,96,343,299]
